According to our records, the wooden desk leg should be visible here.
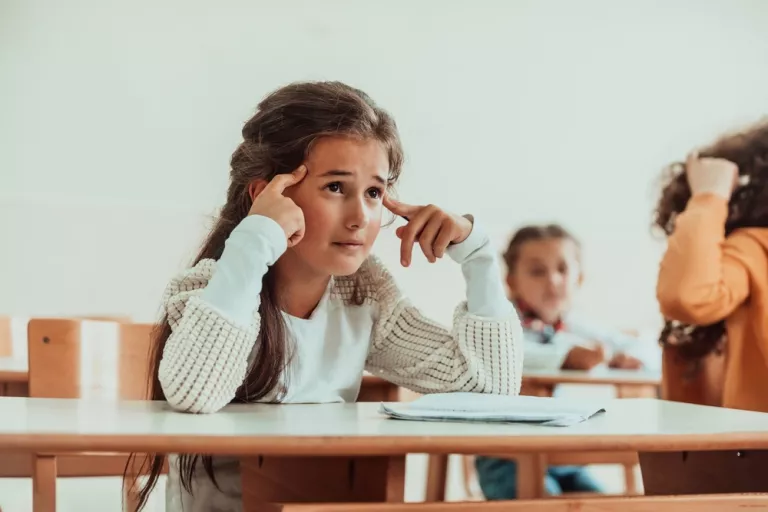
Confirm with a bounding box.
[640,450,768,495]
[33,454,56,512]
[516,453,546,499]
[424,454,449,502]
[623,461,638,495]
[240,455,405,511]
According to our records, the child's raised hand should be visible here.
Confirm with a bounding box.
[562,344,605,371]
[686,152,739,200]
[248,165,307,247]
[383,195,473,267]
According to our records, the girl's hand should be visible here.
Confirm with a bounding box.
[248,166,307,247]
[383,196,473,267]
[686,152,738,200]
[608,352,643,370]
[562,344,605,371]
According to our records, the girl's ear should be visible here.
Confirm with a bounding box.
[248,180,269,202]
[577,271,585,288]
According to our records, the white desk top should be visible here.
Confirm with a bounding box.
[0,397,766,456]
[522,368,661,386]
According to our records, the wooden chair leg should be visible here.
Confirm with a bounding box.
[623,463,638,495]
[424,454,449,502]
[516,454,547,499]
[33,454,56,512]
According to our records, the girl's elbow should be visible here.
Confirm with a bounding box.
[158,371,231,414]
[657,290,725,325]
[163,390,230,414]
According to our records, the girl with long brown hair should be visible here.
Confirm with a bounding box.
[655,118,768,412]
[126,81,523,511]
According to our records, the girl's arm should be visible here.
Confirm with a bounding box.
[158,215,286,413]
[656,194,751,325]
[365,222,524,396]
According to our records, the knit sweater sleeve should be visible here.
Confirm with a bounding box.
[364,221,524,396]
[157,215,287,414]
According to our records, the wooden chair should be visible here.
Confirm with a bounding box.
[0,316,11,357]
[276,494,768,511]
[0,315,130,359]
[24,318,158,512]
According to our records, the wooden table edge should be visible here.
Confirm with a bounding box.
[2,432,768,455]
[522,375,661,387]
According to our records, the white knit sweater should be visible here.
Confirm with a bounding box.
[158,214,522,511]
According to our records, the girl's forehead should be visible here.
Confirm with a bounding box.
[306,137,389,178]
[519,238,579,259]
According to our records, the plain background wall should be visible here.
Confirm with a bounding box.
[2,0,768,335]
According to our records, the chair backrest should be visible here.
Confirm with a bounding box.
[78,315,133,323]
[0,316,11,357]
[27,318,155,400]
[661,344,726,407]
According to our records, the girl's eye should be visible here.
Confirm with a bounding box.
[367,188,384,199]
[326,182,342,193]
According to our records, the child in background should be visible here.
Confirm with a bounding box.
[503,224,645,373]
[475,224,645,500]
[655,119,768,413]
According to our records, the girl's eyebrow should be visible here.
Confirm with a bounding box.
[319,169,387,185]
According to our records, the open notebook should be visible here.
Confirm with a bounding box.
[379,393,606,427]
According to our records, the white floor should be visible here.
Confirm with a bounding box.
[0,385,633,511]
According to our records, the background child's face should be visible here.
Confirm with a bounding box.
[506,237,582,323]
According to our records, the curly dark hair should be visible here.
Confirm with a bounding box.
[653,118,768,360]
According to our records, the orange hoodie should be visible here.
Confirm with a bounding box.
[657,193,768,412]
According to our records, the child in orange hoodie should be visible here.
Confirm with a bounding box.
[655,119,768,412]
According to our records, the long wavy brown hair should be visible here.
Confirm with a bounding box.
[124,81,404,511]
[653,118,768,361]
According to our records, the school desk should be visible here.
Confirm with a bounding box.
[0,371,400,480]
[1,397,768,511]
[520,368,662,398]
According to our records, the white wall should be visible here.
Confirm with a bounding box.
[2,0,768,332]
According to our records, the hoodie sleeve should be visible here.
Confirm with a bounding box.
[657,194,752,325]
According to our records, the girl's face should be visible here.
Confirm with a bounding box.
[281,136,389,277]
[506,237,582,324]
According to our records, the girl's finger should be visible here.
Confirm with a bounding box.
[418,214,443,263]
[433,218,455,258]
[399,208,431,267]
[267,165,307,194]
[383,195,419,218]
